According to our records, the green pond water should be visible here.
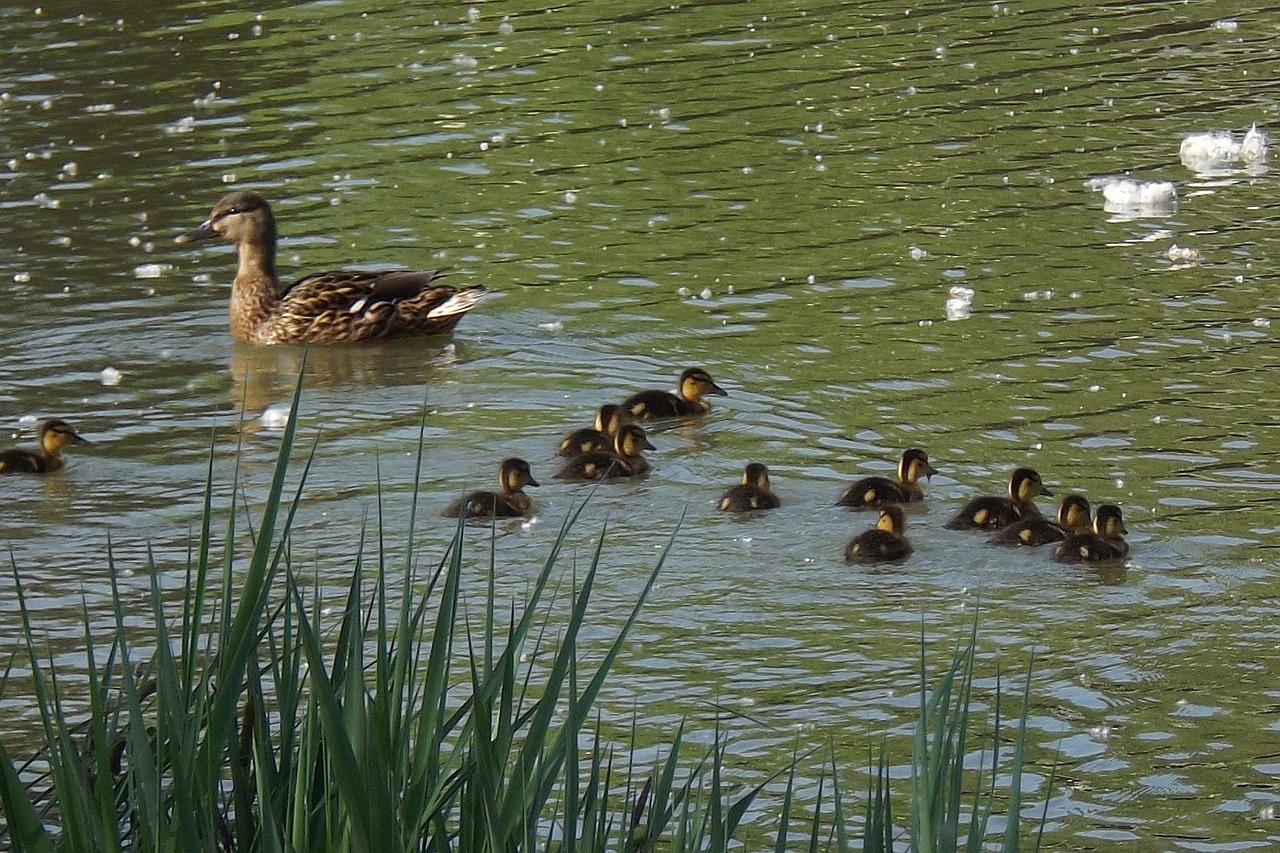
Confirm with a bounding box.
[3,0,1280,847]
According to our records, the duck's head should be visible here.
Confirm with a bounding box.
[1056,494,1092,529]
[1093,504,1127,537]
[742,462,772,491]
[614,424,656,457]
[679,367,728,401]
[595,404,626,435]
[876,504,907,534]
[500,457,538,492]
[176,191,276,248]
[1009,467,1051,501]
[899,448,938,484]
[38,419,89,454]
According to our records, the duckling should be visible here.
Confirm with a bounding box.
[0,419,89,474]
[556,404,626,458]
[836,448,938,508]
[845,505,913,564]
[944,467,1052,531]
[718,462,781,512]
[621,367,727,420]
[443,458,539,519]
[1052,504,1129,563]
[176,191,487,344]
[989,494,1091,547]
[554,424,655,481]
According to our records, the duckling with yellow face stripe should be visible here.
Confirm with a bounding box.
[1052,504,1129,563]
[945,467,1052,531]
[0,419,89,474]
[621,367,727,420]
[837,448,938,508]
[989,494,1091,547]
[845,505,913,564]
[557,404,626,458]
[443,458,539,519]
[554,424,655,481]
[718,462,781,512]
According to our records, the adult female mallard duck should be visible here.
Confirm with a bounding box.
[945,467,1052,531]
[836,448,938,508]
[989,494,1091,547]
[845,505,913,564]
[556,404,626,458]
[0,419,89,474]
[1052,503,1129,563]
[554,424,654,481]
[718,462,781,512]
[621,367,727,419]
[443,458,539,519]
[176,191,487,344]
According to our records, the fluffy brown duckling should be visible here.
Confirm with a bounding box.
[443,458,539,519]
[836,448,938,508]
[556,404,626,458]
[845,505,913,564]
[621,367,727,419]
[1052,504,1129,563]
[718,462,781,512]
[0,419,89,474]
[176,191,487,344]
[945,467,1052,531]
[989,493,1091,547]
[554,424,655,481]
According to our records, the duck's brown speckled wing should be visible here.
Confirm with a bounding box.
[269,269,485,343]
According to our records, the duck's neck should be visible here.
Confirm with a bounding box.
[229,234,280,342]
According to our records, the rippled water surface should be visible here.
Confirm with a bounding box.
[4,0,1280,847]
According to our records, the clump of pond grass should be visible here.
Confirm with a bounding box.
[0,378,1051,851]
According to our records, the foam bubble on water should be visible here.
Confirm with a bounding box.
[1166,244,1203,264]
[1252,317,1271,328]
[33,192,59,209]
[164,116,196,135]
[498,18,514,35]
[699,287,712,300]
[1211,19,1239,32]
[1084,176,1177,217]
[563,190,577,204]
[13,271,30,283]
[134,263,173,279]
[1179,123,1267,174]
[100,366,123,386]
[538,320,563,332]
[260,403,291,430]
[945,285,974,321]
[909,246,929,260]
[466,6,480,22]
